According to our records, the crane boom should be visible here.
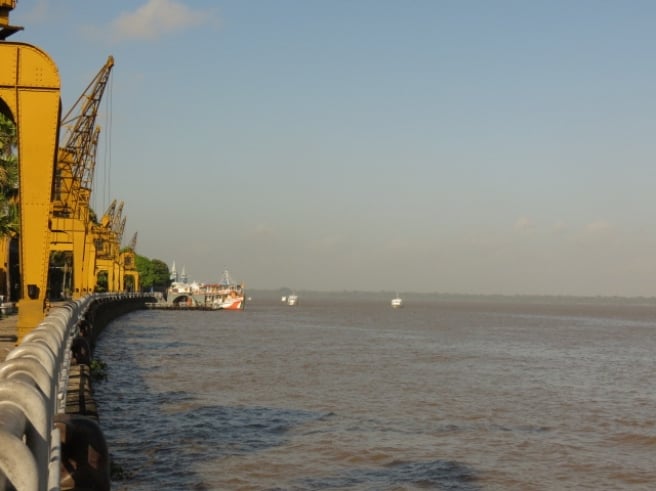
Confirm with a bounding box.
[54,56,114,217]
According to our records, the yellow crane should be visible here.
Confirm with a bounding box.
[50,56,114,300]
[0,1,21,40]
[91,200,125,292]
[0,4,62,339]
[121,232,140,292]
[1,3,131,339]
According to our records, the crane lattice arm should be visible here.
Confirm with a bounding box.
[117,216,127,246]
[54,56,114,217]
[100,200,117,228]
[127,232,138,251]
[111,201,124,232]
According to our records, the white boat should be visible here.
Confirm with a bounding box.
[286,293,298,306]
[391,294,403,308]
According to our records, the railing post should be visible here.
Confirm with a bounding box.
[0,431,39,490]
[0,380,49,491]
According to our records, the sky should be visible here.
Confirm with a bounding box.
[8,0,656,296]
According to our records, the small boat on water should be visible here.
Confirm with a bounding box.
[391,294,403,308]
[286,293,299,306]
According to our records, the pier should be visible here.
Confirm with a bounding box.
[0,293,154,490]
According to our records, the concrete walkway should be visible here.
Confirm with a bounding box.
[0,315,18,362]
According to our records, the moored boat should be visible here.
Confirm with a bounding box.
[391,294,403,308]
[286,293,298,306]
[163,265,245,310]
[211,269,246,310]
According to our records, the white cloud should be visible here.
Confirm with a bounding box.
[553,220,568,232]
[311,234,347,253]
[383,238,411,251]
[245,224,276,240]
[514,216,535,231]
[18,0,51,24]
[107,0,218,43]
[585,220,613,233]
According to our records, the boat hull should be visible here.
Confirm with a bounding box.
[215,298,245,310]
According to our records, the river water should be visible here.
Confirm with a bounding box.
[93,296,656,490]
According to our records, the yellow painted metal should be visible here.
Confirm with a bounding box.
[51,56,114,299]
[0,1,21,40]
[50,146,90,299]
[82,225,99,292]
[121,249,140,292]
[0,42,61,341]
[89,200,124,292]
[0,1,15,25]
[0,235,10,297]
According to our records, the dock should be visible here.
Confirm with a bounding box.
[145,302,218,311]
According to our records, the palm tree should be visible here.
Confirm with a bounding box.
[0,111,19,300]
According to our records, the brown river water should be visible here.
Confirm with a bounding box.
[93,296,656,490]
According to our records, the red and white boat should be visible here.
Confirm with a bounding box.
[210,270,246,310]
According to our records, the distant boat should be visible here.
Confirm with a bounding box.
[212,269,246,310]
[163,268,245,310]
[391,294,403,308]
[287,293,299,306]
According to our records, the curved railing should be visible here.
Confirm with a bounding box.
[0,293,150,491]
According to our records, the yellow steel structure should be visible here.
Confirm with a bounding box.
[50,56,114,299]
[92,200,124,292]
[0,41,61,340]
[0,1,22,40]
[121,232,140,292]
[1,4,132,341]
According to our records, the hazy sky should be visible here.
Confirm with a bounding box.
[11,0,656,296]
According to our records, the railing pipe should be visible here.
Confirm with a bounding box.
[6,344,57,382]
[0,292,151,490]
[0,381,49,491]
[48,427,61,491]
[0,358,53,407]
[0,431,39,490]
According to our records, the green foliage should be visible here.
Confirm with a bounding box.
[136,254,171,291]
[95,271,108,292]
[0,112,18,238]
[89,358,108,382]
[110,458,127,480]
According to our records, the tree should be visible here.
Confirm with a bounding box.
[0,112,18,236]
[0,112,19,300]
[135,254,171,292]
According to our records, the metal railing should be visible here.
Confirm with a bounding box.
[0,293,152,491]
[0,293,148,491]
[0,297,90,491]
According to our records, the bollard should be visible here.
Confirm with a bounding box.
[55,414,110,491]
